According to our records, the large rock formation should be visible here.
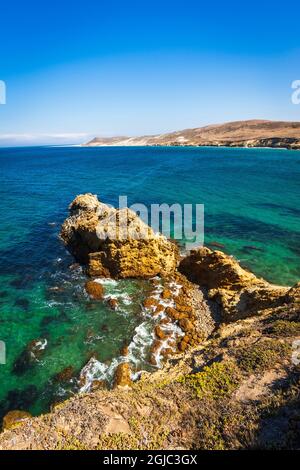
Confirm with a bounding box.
[60,194,179,279]
[179,247,298,321]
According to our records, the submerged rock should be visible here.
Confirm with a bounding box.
[179,247,290,321]
[54,366,75,383]
[60,194,179,279]
[2,410,32,431]
[242,245,263,252]
[120,342,129,356]
[13,339,47,375]
[206,241,225,249]
[14,298,30,310]
[154,325,167,340]
[69,262,81,271]
[143,297,159,309]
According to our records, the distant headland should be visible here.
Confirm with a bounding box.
[83,119,300,150]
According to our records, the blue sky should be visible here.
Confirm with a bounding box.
[0,0,299,146]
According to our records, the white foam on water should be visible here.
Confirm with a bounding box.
[79,357,119,393]
[84,333,105,345]
[79,356,128,393]
[79,358,108,392]
[94,278,118,286]
[79,279,187,390]
[56,385,69,397]
[103,292,132,304]
[168,281,182,296]
[46,300,73,307]
[127,321,153,367]
[131,370,142,381]
[36,339,48,350]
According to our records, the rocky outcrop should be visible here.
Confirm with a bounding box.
[2,411,32,431]
[60,194,179,279]
[179,247,294,321]
[85,280,104,300]
[113,363,132,389]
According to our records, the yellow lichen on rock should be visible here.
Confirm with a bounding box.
[2,411,32,431]
[113,363,132,389]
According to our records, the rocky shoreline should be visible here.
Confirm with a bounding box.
[83,120,300,150]
[0,194,299,449]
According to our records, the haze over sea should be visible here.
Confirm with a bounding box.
[0,145,299,417]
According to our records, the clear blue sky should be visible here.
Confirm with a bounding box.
[0,0,299,146]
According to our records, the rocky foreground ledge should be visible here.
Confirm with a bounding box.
[0,195,299,449]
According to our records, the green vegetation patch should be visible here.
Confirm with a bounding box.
[179,361,241,400]
[268,320,300,338]
[236,339,291,373]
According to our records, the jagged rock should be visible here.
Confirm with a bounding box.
[69,263,81,271]
[155,325,167,340]
[179,247,263,289]
[150,339,162,356]
[2,411,32,431]
[85,281,104,300]
[90,380,107,392]
[143,297,159,309]
[166,306,181,320]
[178,339,189,352]
[107,297,118,310]
[154,304,165,315]
[179,247,289,321]
[113,363,132,389]
[161,289,172,299]
[285,282,300,304]
[179,318,194,332]
[60,194,179,279]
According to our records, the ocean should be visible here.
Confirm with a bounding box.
[0,145,299,417]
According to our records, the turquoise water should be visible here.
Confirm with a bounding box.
[0,145,299,417]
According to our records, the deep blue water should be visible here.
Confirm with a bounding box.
[0,145,299,417]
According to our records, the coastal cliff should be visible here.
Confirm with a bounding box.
[0,195,299,450]
[83,120,300,150]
